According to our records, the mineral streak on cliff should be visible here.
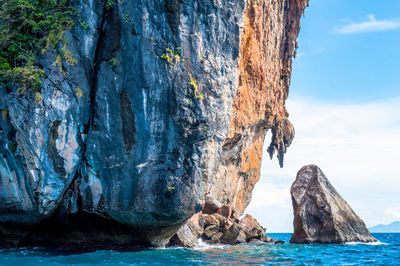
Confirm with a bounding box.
[0,0,307,249]
[207,0,307,216]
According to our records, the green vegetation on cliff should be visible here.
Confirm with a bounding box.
[0,0,76,95]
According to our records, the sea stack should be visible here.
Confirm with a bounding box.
[290,165,376,244]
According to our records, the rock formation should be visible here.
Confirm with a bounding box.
[168,206,280,248]
[290,165,377,244]
[0,0,308,249]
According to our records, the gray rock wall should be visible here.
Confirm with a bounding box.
[0,0,306,248]
[0,0,245,246]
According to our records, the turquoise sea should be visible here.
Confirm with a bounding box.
[1,233,399,265]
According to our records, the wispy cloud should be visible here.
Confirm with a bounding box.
[296,48,326,59]
[385,208,400,220]
[334,14,400,34]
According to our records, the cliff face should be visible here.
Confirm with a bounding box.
[208,0,305,215]
[0,0,307,249]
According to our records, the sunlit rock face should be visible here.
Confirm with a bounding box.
[168,210,279,248]
[290,165,377,244]
[0,0,306,249]
[207,0,305,216]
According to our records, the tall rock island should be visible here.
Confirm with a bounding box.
[290,165,377,244]
[0,0,308,249]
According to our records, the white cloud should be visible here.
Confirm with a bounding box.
[384,208,400,220]
[296,48,326,59]
[246,97,400,232]
[247,183,291,209]
[333,14,400,34]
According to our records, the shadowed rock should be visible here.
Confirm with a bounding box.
[239,214,266,241]
[168,212,281,247]
[290,165,377,244]
[220,224,246,244]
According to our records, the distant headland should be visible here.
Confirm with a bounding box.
[369,221,400,233]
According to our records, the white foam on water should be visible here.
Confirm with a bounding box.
[345,240,387,246]
[193,238,226,251]
[160,238,227,251]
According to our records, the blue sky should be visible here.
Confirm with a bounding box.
[291,0,400,102]
[246,0,400,232]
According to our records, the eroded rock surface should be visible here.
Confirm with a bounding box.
[207,0,306,217]
[0,0,307,249]
[168,208,280,248]
[290,165,377,244]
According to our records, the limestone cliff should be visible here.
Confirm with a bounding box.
[0,0,307,249]
[207,0,304,216]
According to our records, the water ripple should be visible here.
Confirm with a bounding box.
[0,233,399,265]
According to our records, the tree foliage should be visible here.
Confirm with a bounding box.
[0,0,76,94]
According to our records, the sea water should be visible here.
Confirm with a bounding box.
[1,233,399,265]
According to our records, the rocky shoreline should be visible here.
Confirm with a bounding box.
[0,164,377,251]
[0,208,281,252]
[168,202,283,248]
